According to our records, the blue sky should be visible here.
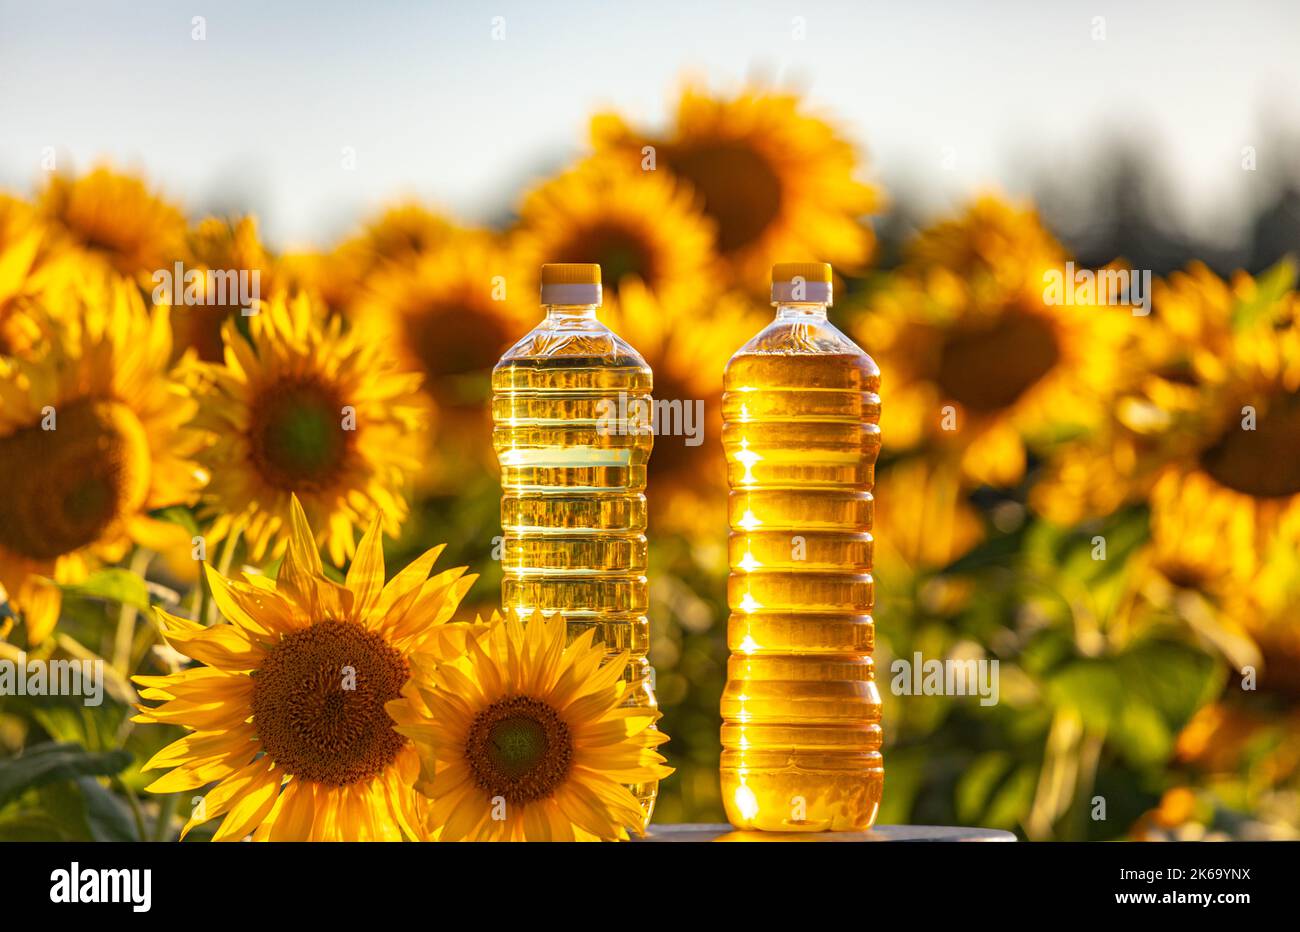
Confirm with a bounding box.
[2,0,1297,248]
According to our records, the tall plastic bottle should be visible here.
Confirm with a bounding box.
[491,263,659,823]
[720,262,883,831]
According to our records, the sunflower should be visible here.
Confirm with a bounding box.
[348,201,455,266]
[0,195,74,355]
[275,246,369,320]
[874,457,985,573]
[1035,263,1300,588]
[355,229,533,411]
[1031,262,1242,525]
[0,273,201,643]
[190,291,427,566]
[39,167,186,280]
[390,612,672,841]
[604,279,766,532]
[171,216,275,362]
[350,230,531,487]
[133,497,480,840]
[591,84,879,286]
[275,205,455,323]
[856,194,1131,487]
[513,156,718,314]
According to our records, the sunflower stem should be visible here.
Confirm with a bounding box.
[118,779,147,842]
[112,548,153,675]
[152,792,180,842]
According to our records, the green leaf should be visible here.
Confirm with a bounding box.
[0,742,133,808]
[943,526,1025,575]
[1044,640,1220,766]
[1118,641,1221,727]
[1232,257,1296,330]
[60,568,152,613]
[77,777,139,841]
[985,763,1038,830]
[1046,658,1125,724]
[0,810,80,841]
[151,505,200,537]
[956,751,1013,824]
[30,777,139,841]
[1111,702,1173,767]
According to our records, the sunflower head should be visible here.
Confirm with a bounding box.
[592,84,880,286]
[513,156,718,314]
[858,194,1131,486]
[355,230,534,407]
[604,279,766,531]
[350,202,455,265]
[39,166,186,280]
[0,272,200,643]
[171,215,273,362]
[190,291,428,565]
[392,612,672,841]
[0,195,74,355]
[1035,262,1300,586]
[134,496,479,841]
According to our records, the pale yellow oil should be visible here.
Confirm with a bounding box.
[492,317,659,823]
[720,323,883,831]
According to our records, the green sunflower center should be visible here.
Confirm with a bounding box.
[669,140,782,254]
[935,309,1061,414]
[249,378,351,491]
[251,619,409,786]
[1200,390,1300,498]
[465,695,573,805]
[0,399,151,561]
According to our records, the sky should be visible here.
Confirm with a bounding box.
[2,0,1297,249]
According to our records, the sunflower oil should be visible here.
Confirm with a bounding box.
[720,262,883,832]
[491,263,660,824]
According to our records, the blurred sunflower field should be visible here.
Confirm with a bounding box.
[1,81,1298,842]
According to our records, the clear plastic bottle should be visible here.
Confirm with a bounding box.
[720,262,883,831]
[491,263,659,823]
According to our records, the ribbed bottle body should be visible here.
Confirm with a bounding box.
[492,341,659,822]
[720,345,883,832]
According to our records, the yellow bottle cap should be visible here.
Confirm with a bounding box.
[540,263,602,305]
[770,262,833,304]
[541,263,601,284]
[771,262,832,284]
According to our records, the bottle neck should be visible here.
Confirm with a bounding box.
[775,302,829,320]
[545,303,599,321]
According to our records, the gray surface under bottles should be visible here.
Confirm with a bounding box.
[641,824,1017,842]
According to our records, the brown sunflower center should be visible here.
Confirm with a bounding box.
[0,399,151,561]
[935,309,1061,414]
[248,377,352,491]
[1199,390,1300,498]
[251,619,409,786]
[171,305,235,364]
[404,298,509,397]
[668,140,782,253]
[555,224,657,295]
[464,695,573,805]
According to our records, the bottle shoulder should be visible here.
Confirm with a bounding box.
[494,316,650,371]
[727,316,879,383]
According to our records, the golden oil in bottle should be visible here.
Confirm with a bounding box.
[720,262,883,831]
[491,263,659,822]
